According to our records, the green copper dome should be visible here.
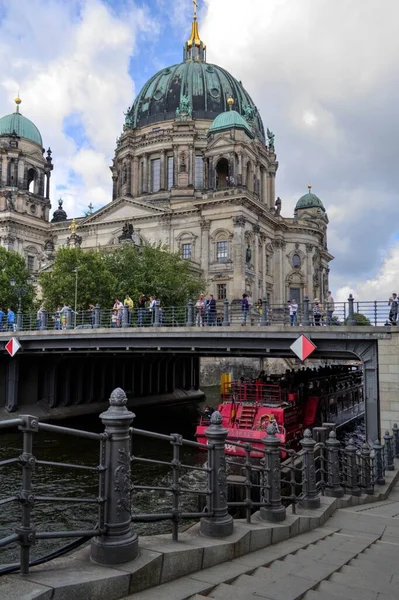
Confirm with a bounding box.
[125,61,265,142]
[295,190,326,212]
[208,109,254,138]
[0,111,43,146]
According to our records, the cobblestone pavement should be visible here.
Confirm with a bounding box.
[125,484,399,600]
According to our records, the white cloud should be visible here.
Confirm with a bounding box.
[202,0,399,296]
[0,0,151,216]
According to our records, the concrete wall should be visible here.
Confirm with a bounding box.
[378,332,399,435]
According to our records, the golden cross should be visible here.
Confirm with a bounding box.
[193,0,198,18]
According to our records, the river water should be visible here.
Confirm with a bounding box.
[0,386,364,568]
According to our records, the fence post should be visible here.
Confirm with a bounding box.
[93,304,101,329]
[347,294,356,326]
[186,300,194,327]
[122,305,129,328]
[200,411,234,537]
[360,443,374,495]
[344,438,361,496]
[302,296,310,326]
[300,429,320,508]
[153,300,161,327]
[260,423,286,522]
[260,298,268,326]
[373,439,385,485]
[91,388,138,565]
[66,307,73,330]
[325,430,344,498]
[222,299,230,326]
[40,310,48,331]
[384,430,395,471]
[393,424,399,458]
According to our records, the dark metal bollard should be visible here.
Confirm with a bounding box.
[222,299,230,326]
[325,430,344,498]
[40,310,48,331]
[122,305,129,328]
[93,304,101,329]
[302,296,310,326]
[300,429,320,508]
[347,294,356,326]
[91,388,138,565]
[200,411,234,537]
[384,431,395,471]
[393,424,399,458]
[153,300,161,327]
[360,443,374,495]
[372,439,385,485]
[186,300,194,327]
[66,308,73,330]
[260,423,286,522]
[344,438,361,496]
[260,298,268,326]
[17,415,39,574]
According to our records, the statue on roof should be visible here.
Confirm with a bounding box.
[267,128,275,151]
[124,106,135,129]
[275,197,281,215]
[242,104,255,122]
[176,95,192,118]
[119,222,134,242]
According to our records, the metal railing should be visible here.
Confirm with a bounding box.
[1,295,397,332]
[1,388,398,574]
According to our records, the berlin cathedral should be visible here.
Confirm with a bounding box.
[0,9,332,306]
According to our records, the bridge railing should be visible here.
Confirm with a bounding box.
[3,295,396,332]
[1,388,399,574]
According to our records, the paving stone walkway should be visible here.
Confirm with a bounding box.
[125,484,399,600]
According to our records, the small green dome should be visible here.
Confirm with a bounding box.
[0,112,43,146]
[208,110,254,137]
[295,190,325,212]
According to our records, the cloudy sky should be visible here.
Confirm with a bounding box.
[0,0,397,300]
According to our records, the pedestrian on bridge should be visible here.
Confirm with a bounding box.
[325,291,335,325]
[388,293,398,325]
[241,293,249,325]
[7,308,15,331]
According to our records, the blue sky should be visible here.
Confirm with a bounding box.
[0,0,399,300]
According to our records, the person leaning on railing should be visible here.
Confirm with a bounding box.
[325,291,335,325]
[388,293,398,325]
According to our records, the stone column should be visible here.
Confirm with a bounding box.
[125,156,132,197]
[1,155,7,186]
[160,149,165,190]
[237,152,243,186]
[253,224,260,300]
[132,156,139,197]
[188,145,194,187]
[209,157,215,190]
[45,172,51,199]
[305,244,313,297]
[261,233,267,297]
[173,145,178,188]
[270,172,276,207]
[112,174,118,200]
[200,219,211,276]
[232,216,246,299]
[142,153,148,194]
[274,239,285,304]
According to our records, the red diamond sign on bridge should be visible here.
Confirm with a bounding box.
[5,337,21,358]
[290,335,316,361]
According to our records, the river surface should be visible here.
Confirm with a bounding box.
[0,386,364,568]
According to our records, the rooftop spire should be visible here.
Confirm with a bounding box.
[184,0,206,62]
[14,94,22,114]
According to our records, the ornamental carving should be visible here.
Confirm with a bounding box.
[252,224,261,235]
[114,448,131,515]
[200,219,211,231]
[217,456,227,507]
[274,239,286,250]
[233,215,246,228]
[306,244,314,253]
[266,243,274,255]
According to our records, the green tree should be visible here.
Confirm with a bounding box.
[104,244,206,306]
[345,312,371,326]
[0,248,34,311]
[39,248,117,310]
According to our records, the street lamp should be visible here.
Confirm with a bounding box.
[10,278,30,312]
[72,267,78,327]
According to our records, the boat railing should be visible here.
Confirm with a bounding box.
[222,381,284,405]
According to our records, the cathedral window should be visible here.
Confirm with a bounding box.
[28,168,37,193]
[151,159,161,192]
[216,158,229,189]
[217,284,227,300]
[292,253,301,269]
[182,243,192,259]
[167,157,174,189]
[195,156,203,189]
[27,255,35,272]
[216,241,228,262]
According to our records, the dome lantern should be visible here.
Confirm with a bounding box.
[183,0,206,62]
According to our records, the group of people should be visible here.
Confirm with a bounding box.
[0,308,16,331]
[195,294,217,326]
[111,295,158,327]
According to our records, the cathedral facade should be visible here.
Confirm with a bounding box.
[0,14,333,306]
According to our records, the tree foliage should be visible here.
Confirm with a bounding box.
[0,248,34,311]
[39,245,206,310]
[345,312,371,326]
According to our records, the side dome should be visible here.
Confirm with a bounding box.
[52,198,67,223]
[295,188,326,212]
[0,111,43,147]
[126,61,265,142]
[208,110,254,138]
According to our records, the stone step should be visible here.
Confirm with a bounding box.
[329,565,397,595]
[188,596,210,599]
[349,554,399,573]
[302,590,348,600]
[208,583,264,600]
[229,572,316,600]
[312,580,383,600]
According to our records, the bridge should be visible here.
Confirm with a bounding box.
[1,389,399,599]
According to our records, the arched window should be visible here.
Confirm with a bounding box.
[292,253,301,269]
[216,158,229,189]
[28,168,37,193]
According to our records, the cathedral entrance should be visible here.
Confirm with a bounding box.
[216,158,229,189]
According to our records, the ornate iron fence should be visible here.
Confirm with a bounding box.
[2,295,397,332]
[0,388,398,575]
